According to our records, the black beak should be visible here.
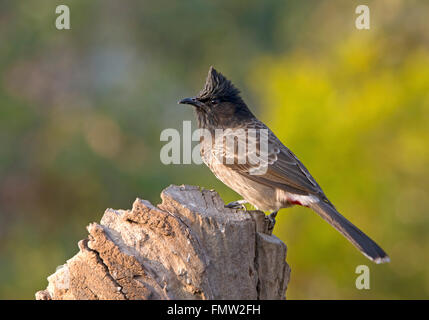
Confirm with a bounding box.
[178,97,203,108]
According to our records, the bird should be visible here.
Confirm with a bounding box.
[178,66,389,264]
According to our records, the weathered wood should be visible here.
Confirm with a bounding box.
[35,185,290,300]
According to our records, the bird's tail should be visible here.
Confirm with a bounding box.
[309,200,390,264]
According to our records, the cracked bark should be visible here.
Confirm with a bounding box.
[35,185,290,300]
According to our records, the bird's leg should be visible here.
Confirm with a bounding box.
[225,199,248,211]
[267,211,278,232]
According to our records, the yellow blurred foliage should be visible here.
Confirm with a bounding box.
[249,35,429,298]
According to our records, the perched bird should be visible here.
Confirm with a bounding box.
[179,66,389,264]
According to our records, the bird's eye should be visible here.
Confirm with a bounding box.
[211,99,219,105]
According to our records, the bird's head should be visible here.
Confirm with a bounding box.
[178,67,253,128]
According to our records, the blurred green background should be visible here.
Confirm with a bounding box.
[1,0,428,299]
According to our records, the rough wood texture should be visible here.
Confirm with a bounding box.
[35,185,290,300]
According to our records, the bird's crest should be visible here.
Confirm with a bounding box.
[198,67,240,101]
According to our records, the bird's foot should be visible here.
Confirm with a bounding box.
[267,211,278,232]
[225,200,248,211]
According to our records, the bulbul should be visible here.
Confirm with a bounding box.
[179,67,389,264]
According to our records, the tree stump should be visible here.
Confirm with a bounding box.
[35,185,290,300]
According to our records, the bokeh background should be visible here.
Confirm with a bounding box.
[1,0,428,299]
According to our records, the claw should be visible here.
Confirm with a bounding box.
[225,200,248,211]
[267,211,278,232]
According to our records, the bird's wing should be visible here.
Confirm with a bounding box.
[210,122,325,197]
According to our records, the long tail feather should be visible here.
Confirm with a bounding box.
[309,200,390,264]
